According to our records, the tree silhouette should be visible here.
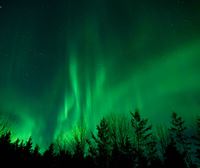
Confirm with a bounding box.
[0,119,9,136]
[169,112,189,152]
[43,143,55,167]
[0,110,198,168]
[169,112,191,167]
[164,138,186,168]
[0,131,11,145]
[86,138,97,158]
[131,110,152,152]
[130,109,154,167]
[156,124,170,159]
[24,137,33,161]
[33,144,41,163]
[146,135,162,168]
[194,117,200,167]
[86,138,96,168]
[121,135,136,168]
[56,148,72,167]
[0,131,12,165]
[92,118,112,168]
[73,127,86,161]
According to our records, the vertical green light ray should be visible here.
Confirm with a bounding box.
[69,52,81,126]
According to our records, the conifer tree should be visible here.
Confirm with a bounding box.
[92,118,112,168]
[131,110,152,153]
[73,127,86,161]
[194,117,200,166]
[43,143,55,167]
[169,112,191,167]
[169,112,189,152]
[0,131,11,161]
[164,138,186,168]
[24,137,33,156]
[131,109,155,168]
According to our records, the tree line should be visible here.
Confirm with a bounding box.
[0,110,200,168]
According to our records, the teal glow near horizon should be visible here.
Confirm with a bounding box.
[0,0,200,149]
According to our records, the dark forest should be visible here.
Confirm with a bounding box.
[0,110,200,168]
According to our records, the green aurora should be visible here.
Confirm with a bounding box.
[0,0,200,149]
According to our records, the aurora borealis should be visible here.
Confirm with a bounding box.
[0,0,200,149]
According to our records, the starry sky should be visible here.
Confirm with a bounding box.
[0,0,200,149]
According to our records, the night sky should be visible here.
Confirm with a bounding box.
[0,0,200,149]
